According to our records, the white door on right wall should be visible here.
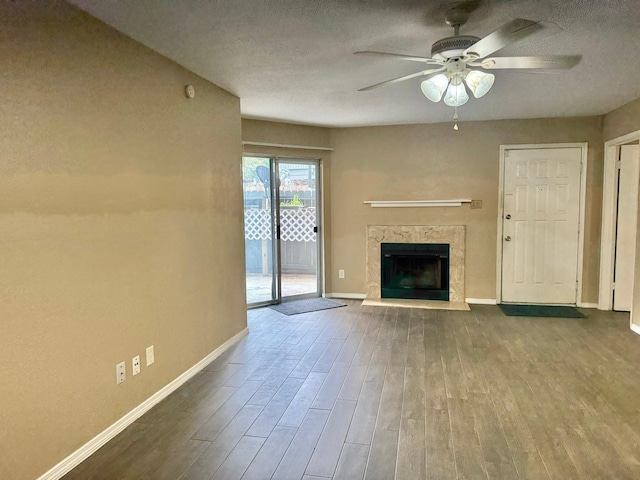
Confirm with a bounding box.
[613,145,640,311]
[501,147,583,304]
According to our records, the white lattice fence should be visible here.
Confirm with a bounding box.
[280,208,316,242]
[244,208,316,242]
[244,209,272,241]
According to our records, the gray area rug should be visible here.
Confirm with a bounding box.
[270,298,346,315]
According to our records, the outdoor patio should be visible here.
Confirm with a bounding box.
[246,273,318,304]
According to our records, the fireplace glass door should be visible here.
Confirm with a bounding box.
[381,243,449,300]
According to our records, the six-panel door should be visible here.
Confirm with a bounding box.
[501,148,582,304]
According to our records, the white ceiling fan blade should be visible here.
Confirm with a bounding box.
[358,67,446,91]
[473,55,581,70]
[464,18,559,58]
[354,51,443,65]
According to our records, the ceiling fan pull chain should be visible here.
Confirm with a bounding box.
[453,106,459,131]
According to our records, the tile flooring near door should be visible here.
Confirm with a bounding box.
[64,303,640,480]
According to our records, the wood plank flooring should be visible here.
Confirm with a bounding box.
[63,302,640,479]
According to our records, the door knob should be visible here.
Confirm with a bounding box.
[505,214,511,219]
[505,236,511,241]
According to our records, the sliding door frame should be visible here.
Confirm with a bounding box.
[243,153,323,307]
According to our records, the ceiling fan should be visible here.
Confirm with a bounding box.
[356,5,581,128]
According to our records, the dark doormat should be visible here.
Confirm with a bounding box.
[270,297,346,316]
[499,304,587,318]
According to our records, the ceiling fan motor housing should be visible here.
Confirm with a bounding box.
[431,35,480,59]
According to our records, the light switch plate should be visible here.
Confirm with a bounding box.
[146,345,155,366]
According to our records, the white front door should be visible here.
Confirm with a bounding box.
[613,145,640,311]
[501,147,583,304]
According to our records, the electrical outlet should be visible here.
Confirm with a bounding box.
[116,362,126,384]
[471,200,483,209]
[339,269,345,279]
[146,345,155,366]
[132,355,141,376]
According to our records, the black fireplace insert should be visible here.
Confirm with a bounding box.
[381,243,449,301]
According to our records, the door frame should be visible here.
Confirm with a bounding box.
[598,130,640,311]
[496,143,588,305]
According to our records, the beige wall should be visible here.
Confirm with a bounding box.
[603,97,640,142]
[242,119,331,148]
[0,2,246,479]
[329,117,604,302]
[241,119,334,293]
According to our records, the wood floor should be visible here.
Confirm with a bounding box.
[64,301,640,479]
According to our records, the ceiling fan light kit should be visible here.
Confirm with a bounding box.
[356,5,580,130]
[421,69,495,105]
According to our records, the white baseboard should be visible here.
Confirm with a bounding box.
[325,292,367,300]
[465,298,497,305]
[577,302,598,309]
[630,323,640,336]
[37,327,250,480]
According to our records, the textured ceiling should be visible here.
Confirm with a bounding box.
[69,0,640,127]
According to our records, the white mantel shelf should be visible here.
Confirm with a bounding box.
[364,199,472,208]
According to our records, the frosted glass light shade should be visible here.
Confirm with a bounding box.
[420,74,449,102]
[465,70,495,98]
[444,82,469,107]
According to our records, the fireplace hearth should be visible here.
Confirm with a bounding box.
[381,243,449,301]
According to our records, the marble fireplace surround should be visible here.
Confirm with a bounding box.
[366,225,465,302]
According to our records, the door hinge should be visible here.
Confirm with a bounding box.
[616,160,622,170]
[612,282,616,290]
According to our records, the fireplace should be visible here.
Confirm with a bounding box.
[366,225,465,303]
[381,243,449,301]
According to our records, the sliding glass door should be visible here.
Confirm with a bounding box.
[242,156,321,307]
[242,157,278,305]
